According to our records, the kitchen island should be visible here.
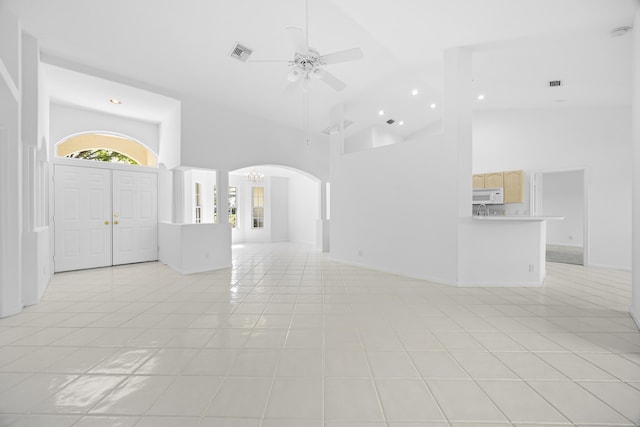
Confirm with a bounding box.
[457,216,564,287]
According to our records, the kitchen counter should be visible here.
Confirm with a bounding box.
[472,215,564,222]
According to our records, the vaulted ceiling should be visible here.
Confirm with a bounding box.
[3,0,636,139]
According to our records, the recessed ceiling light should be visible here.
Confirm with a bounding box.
[429,103,437,109]
[477,94,485,101]
[109,98,122,105]
[411,89,419,96]
[378,109,385,116]
[399,121,404,126]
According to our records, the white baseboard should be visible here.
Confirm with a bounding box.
[585,262,631,272]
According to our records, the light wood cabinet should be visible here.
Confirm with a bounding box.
[472,174,485,189]
[484,172,504,189]
[504,170,524,203]
[473,169,525,204]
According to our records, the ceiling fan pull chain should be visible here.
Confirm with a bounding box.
[304,90,309,144]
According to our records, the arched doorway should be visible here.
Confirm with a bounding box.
[228,165,322,247]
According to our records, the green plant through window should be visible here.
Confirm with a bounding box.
[228,186,237,228]
[66,149,139,165]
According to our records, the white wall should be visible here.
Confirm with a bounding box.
[372,126,404,148]
[271,177,289,242]
[158,103,180,170]
[539,170,584,246]
[157,164,172,222]
[179,97,329,181]
[331,132,460,284]
[344,125,405,154]
[0,6,22,317]
[345,127,373,154]
[473,107,632,270]
[0,5,20,91]
[289,174,320,245]
[158,222,231,274]
[50,103,160,155]
[631,3,640,329]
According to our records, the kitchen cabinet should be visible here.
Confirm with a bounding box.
[484,172,504,189]
[504,170,524,203]
[472,174,485,189]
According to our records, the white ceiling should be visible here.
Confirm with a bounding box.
[3,0,636,137]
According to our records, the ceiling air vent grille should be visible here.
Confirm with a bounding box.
[322,120,354,135]
[229,43,253,62]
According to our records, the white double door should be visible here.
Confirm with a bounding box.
[54,164,158,272]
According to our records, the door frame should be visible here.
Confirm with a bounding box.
[52,158,158,272]
[532,167,589,266]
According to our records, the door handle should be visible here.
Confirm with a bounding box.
[114,213,119,218]
[104,221,110,225]
[114,221,119,225]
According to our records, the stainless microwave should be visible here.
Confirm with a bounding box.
[472,187,504,205]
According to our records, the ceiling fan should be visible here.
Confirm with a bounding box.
[282,26,363,94]
[248,1,363,143]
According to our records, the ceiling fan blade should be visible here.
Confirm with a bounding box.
[318,69,346,91]
[284,78,303,94]
[318,48,363,65]
[285,27,309,55]
[248,59,292,63]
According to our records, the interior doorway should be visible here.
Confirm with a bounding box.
[228,165,322,247]
[54,164,158,272]
[533,169,587,266]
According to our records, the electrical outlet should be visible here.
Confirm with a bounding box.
[528,264,534,272]
[568,235,573,241]
[357,249,363,257]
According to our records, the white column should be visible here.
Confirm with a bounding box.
[217,170,229,227]
[442,47,473,218]
[172,169,184,223]
[316,180,330,252]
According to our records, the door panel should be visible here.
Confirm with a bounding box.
[54,165,112,272]
[112,170,158,265]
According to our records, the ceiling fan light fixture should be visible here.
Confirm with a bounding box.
[311,68,325,79]
[287,68,301,82]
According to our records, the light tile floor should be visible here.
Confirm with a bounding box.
[0,242,639,427]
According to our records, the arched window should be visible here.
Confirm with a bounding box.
[57,133,157,167]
